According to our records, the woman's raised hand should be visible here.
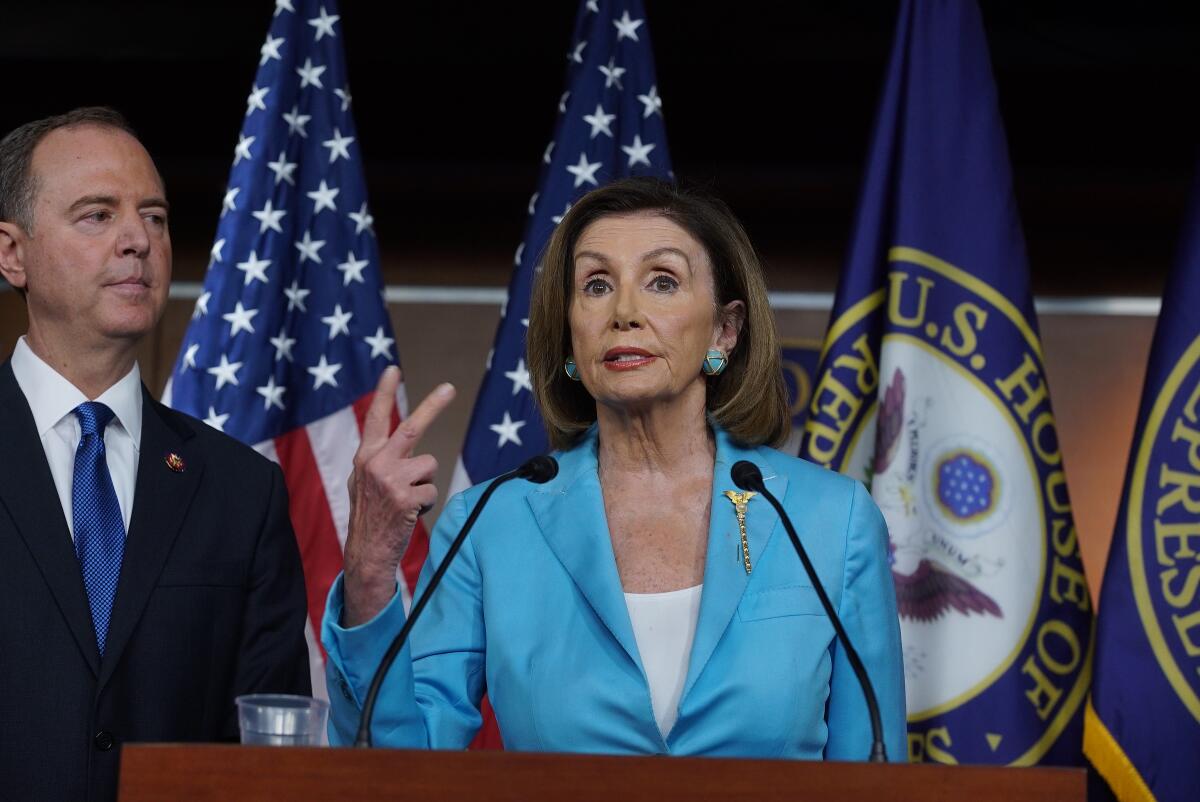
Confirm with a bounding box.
[342,366,456,627]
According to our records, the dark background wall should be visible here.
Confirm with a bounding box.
[2,0,1197,295]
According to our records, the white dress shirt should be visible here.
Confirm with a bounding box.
[10,336,142,539]
[624,584,703,737]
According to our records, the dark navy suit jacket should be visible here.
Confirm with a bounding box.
[0,361,311,802]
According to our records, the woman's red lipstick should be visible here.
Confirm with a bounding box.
[603,347,655,371]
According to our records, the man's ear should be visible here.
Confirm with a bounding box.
[0,222,28,291]
[713,299,746,355]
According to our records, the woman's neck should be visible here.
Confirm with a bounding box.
[594,394,715,478]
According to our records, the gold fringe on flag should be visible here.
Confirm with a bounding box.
[1083,699,1157,802]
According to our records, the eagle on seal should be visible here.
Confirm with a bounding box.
[875,368,1003,622]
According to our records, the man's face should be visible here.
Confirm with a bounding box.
[10,124,171,349]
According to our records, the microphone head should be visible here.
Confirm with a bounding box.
[730,460,764,492]
[518,455,559,484]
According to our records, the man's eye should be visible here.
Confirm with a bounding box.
[85,211,112,222]
[650,275,678,292]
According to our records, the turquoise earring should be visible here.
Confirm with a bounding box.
[702,349,728,376]
[564,357,581,381]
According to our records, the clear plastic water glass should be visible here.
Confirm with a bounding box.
[235,694,329,746]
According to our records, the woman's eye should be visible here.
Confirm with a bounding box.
[650,275,679,292]
[583,277,611,295]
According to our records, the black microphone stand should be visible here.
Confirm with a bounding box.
[731,460,888,762]
[354,456,557,747]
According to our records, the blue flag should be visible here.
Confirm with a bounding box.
[800,0,1093,765]
[451,0,672,492]
[1084,169,1200,801]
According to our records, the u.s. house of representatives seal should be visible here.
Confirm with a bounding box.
[803,246,1094,765]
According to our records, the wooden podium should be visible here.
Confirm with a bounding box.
[118,744,1084,801]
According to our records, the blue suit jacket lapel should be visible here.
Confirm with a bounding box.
[525,432,643,673]
[681,430,789,702]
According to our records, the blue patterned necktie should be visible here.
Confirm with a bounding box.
[72,401,126,657]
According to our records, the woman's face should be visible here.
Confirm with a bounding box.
[568,211,741,415]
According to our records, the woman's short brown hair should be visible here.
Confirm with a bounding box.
[528,177,789,450]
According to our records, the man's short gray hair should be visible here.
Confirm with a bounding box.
[0,107,139,233]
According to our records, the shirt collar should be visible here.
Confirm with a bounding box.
[10,336,143,449]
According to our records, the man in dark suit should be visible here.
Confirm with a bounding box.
[0,107,311,802]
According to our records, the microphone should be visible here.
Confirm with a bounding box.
[731,460,889,762]
[354,454,559,747]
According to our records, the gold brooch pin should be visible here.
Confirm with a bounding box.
[165,452,186,473]
[723,490,756,574]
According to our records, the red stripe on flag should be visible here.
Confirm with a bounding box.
[275,426,345,657]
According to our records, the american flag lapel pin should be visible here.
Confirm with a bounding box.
[165,452,186,473]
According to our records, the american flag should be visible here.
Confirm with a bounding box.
[163,0,424,696]
[450,0,673,495]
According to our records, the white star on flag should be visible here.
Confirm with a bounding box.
[322,128,354,163]
[569,40,587,64]
[273,0,294,16]
[308,6,340,40]
[295,230,326,264]
[543,141,555,164]
[221,187,240,216]
[637,85,663,118]
[269,328,296,362]
[321,304,353,339]
[337,251,369,285]
[223,302,258,336]
[504,359,532,395]
[256,375,287,410]
[283,280,310,312]
[558,91,571,113]
[207,354,243,390]
[283,105,311,137]
[364,326,394,359]
[599,58,625,89]
[622,135,656,167]
[614,11,644,42]
[567,152,602,187]
[237,250,272,285]
[267,151,299,185]
[252,199,287,234]
[307,354,342,389]
[260,34,285,65]
[203,406,230,432]
[307,180,340,213]
[552,203,572,224]
[334,86,352,112]
[193,291,211,319]
[246,85,270,116]
[234,134,255,165]
[348,202,374,235]
[527,193,539,215]
[490,411,526,448]
[296,57,326,89]
[583,104,616,138]
[183,343,199,369]
[210,238,226,264]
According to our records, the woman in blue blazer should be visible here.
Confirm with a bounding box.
[324,178,906,760]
